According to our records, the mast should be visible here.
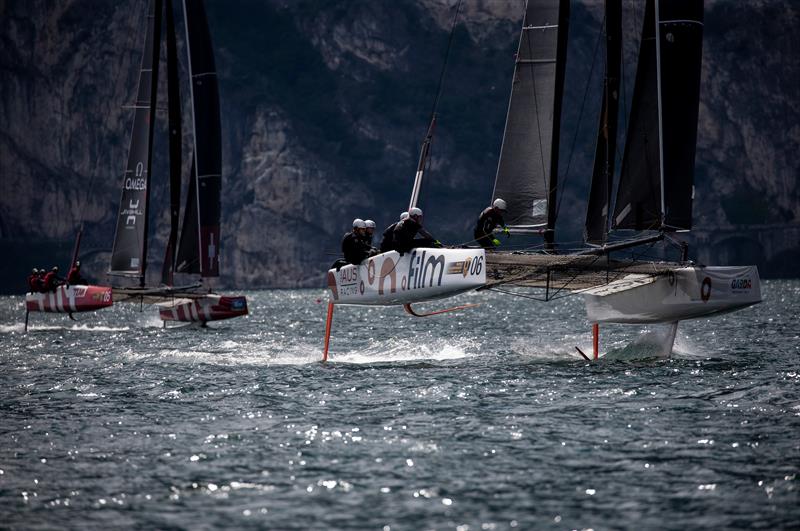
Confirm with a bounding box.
[584,0,622,245]
[182,0,221,278]
[161,0,182,286]
[492,0,570,241]
[109,0,162,285]
[408,116,436,211]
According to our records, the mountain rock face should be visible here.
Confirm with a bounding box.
[1,0,797,293]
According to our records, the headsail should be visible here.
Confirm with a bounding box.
[109,0,162,280]
[182,0,221,277]
[492,0,570,240]
[584,0,622,245]
[613,0,703,232]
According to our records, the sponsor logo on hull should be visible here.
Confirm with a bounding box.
[328,248,486,305]
[25,285,113,313]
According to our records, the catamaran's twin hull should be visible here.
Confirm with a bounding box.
[158,295,248,323]
[328,248,486,305]
[25,285,113,313]
[584,266,762,324]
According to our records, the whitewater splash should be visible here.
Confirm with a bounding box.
[0,322,130,334]
[326,336,479,365]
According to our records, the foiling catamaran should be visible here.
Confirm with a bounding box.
[324,0,761,361]
[24,230,113,332]
[110,0,247,325]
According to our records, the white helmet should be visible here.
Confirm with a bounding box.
[400,211,409,220]
[409,207,423,219]
[364,219,376,229]
[493,198,507,211]
[353,218,366,229]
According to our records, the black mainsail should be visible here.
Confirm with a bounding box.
[657,0,704,230]
[612,0,703,232]
[612,0,660,231]
[584,0,622,245]
[182,0,221,278]
[109,0,162,281]
[492,0,570,240]
[175,159,200,274]
[161,0,183,286]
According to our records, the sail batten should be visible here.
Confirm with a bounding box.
[492,0,569,242]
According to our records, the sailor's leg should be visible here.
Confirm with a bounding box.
[24,310,29,333]
[593,323,599,360]
[323,302,334,362]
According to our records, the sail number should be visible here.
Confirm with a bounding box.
[469,255,483,276]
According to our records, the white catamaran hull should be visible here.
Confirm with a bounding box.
[327,248,486,305]
[584,266,762,324]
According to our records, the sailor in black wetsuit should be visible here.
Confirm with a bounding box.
[363,219,378,256]
[393,207,441,254]
[379,211,408,253]
[474,198,509,249]
[342,218,372,265]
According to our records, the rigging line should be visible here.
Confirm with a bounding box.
[554,12,606,222]
[617,2,630,168]
[426,0,463,124]
[482,287,549,302]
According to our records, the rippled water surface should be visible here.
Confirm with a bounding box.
[1,281,798,529]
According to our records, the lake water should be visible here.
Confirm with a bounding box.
[1,281,798,529]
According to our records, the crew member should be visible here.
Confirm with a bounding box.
[42,266,63,292]
[27,268,40,293]
[342,219,372,265]
[393,207,441,254]
[67,260,87,285]
[474,198,510,249]
[363,220,378,256]
[380,212,408,253]
[35,268,46,292]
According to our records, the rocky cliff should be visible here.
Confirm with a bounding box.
[1,0,797,293]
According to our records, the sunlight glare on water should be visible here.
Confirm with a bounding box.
[0,281,798,529]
